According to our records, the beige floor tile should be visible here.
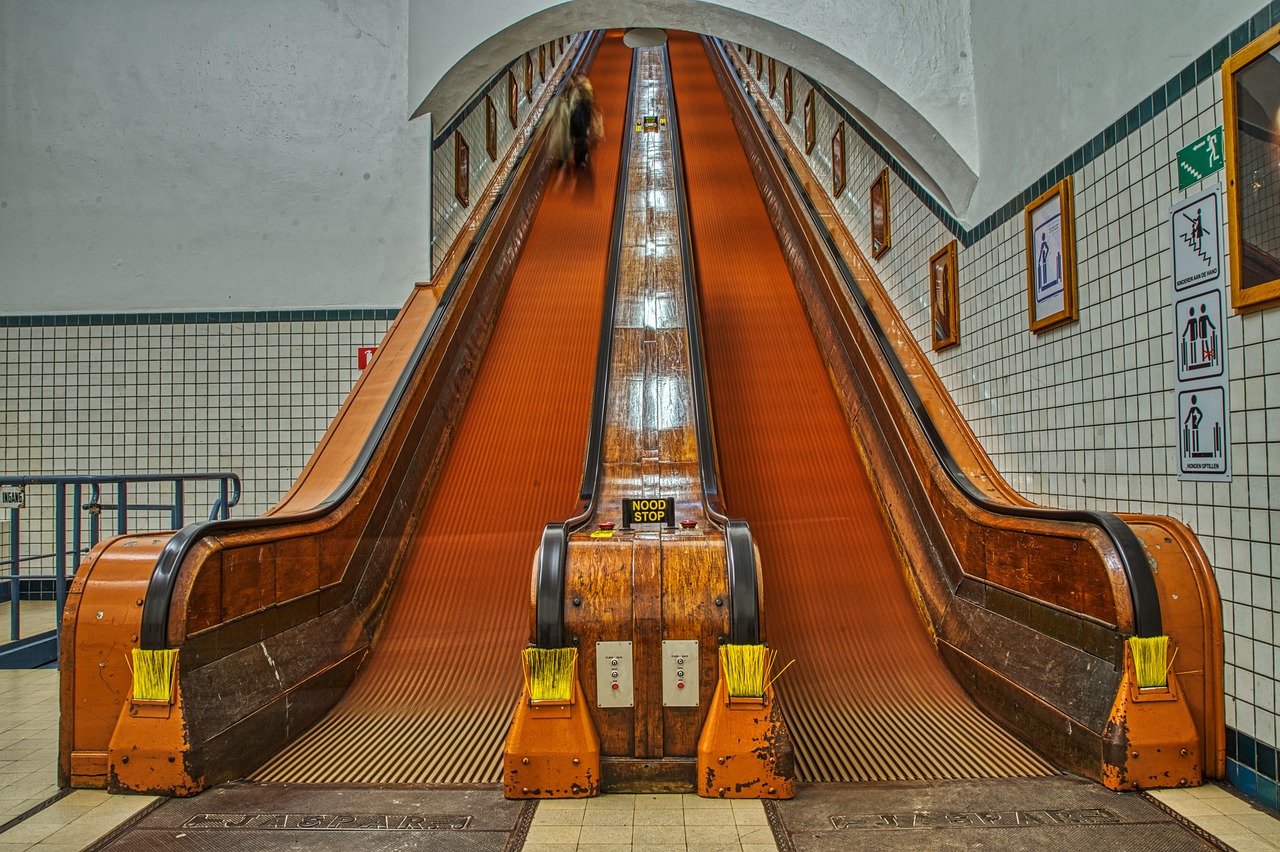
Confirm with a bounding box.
[740,844,780,852]
[634,793,684,809]
[634,808,684,826]
[583,808,633,826]
[533,808,586,826]
[525,823,582,845]
[633,822,683,844]
[579,823,633,844]
[1234,811,1280,835]
[521,845,578,852]
[684,808,738,826]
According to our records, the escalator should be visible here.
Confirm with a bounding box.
[665,31,1221,788]
[667,32,1052,781]
[245,33,634,785]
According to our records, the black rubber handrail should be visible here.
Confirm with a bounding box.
[139,34,603,649]
[709,37,1161,638]
[662,46,759,646]
[534,47,641,649]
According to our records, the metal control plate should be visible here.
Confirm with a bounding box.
[596,641,634,708]
[662,639,699,707]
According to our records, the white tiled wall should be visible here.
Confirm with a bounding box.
[731,36,1280,764]
[431,34,584,275]
[0,314,391,621]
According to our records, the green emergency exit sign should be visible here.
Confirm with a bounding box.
[1178,127,1224,189]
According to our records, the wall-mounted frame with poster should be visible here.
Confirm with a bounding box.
[538,44,546,82]
[929,241,960,351]
[524,53,533,102]
[803,89,816,153]
[870,168,891,259]
[485,95,498,162]
[1024,176,1078,332]
[783,68,793,122]
[768,57,776,97]
[1223,23,1280,312]
[507,71,518,128]
[454,133,470,207]
[832,123,847,198]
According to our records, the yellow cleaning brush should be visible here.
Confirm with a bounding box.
[522,647,576,701]
[720,644,791,698]
[130,648,178,702]
[1129,635,1170,689]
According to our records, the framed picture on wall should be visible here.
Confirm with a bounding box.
[1024,176,1078,332]
[1224,24,1280,312]
[832,123,847,198]
[783,68,793,122]
[755,50,763,80]
[804,89,816,153]
[768,57,776,97]
[455,133,470,207]
[507,71,518,127]
[524,53,533,102]
[870,168,891,258]
[930,241,960,350]
[539,44,546,82]
[485,95,498,162]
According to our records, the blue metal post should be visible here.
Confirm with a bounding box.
[55,484,67,646]
[8,506,19,641]
[117,481,128,536]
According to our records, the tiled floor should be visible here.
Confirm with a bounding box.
[0,670,157,851]
[1151,784,1280,851]
[525,793,776,851]
[3,667,1280,850]
[0,601,60,648]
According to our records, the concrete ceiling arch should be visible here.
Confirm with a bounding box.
[409,0,979,218]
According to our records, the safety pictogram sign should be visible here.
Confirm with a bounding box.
[1169,185,1230,481]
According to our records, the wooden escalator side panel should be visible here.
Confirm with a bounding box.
[717,36,1223,780]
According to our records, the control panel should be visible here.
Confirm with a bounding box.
[596,641,634,708]
[662,639,699,707]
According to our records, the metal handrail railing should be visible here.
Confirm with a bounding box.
[0,472,240,652]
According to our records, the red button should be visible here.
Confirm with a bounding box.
[676,681,685,689]
[611,683,619,690]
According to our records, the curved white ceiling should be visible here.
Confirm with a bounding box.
[411,0,1262,225]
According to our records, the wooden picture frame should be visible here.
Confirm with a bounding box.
[768,57,776,97]
[1224,22,1280,312]
[485,95,498,162]
[783,68,793,122]
[832,123,847,198]
[539,44,546,82]
[803,89,816,154]
[929,241,960,350]
[870,168,891,259]
[1024,176,1078,332]
[755,49,764,80]
[507,71,518,127]
[524,53,533,102]
[455,133,470,207]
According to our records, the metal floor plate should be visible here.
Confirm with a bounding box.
[765,777,1224,852]
[87,784,532,852]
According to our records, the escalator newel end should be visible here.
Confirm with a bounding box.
[696,645,795,800]
[1101,635,1200,791]
[503,646,601,799]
